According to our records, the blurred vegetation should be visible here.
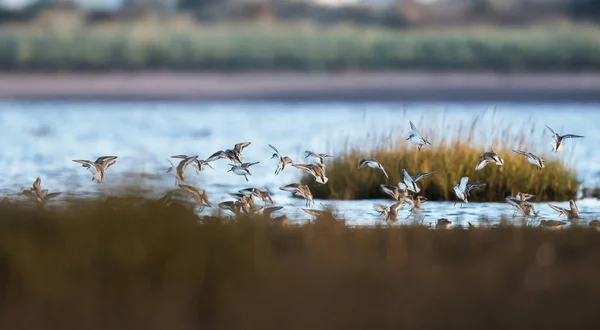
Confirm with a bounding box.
[302,116,580,201]
[0,20,599,72]
[0,199,599,329]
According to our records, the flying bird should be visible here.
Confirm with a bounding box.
[358,158,389,179]
[406,121,431,151]
[72,156,118,183]
[474,150,504,171]
[545,125,584,152]
[513,150,545,169]
[453,176,486,205]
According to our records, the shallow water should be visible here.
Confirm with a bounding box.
[0,101,598,225]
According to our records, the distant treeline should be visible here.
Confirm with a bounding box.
[0,23,599,72]
[2,0,600,28]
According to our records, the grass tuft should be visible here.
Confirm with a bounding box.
[302,116,580,201]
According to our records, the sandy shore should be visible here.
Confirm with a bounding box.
[1,72,600,102]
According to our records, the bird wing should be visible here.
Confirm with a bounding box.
[104,159,117,170]
[545,125,556,137]
[33,177,41,193]
[45,192,61,200]
[459,177,469,192]
[379,165,389,179]
[263,206,283,218]
[505,197,522,209]
[562,134,584,139]
[171,154,191,159]
[391,200,407,213]
[218,201,236,210]
[569,200,579,214]
[402,168,411,181]
[97,156,118,163]
[466,183,486,197]
[72,159,94,168]
[205,151,225,162]
[380,185,398,200]
[245,161,260,168]
[372,204,388,213]
[279,183,301,193]
[178,184,200,196]
[304,150,316,159]
[234,142,251,153]
[548,203,567,215]
[412,171,435,182]
[512,150,529,157]
[268,144,281,156]
[398,182,407,191]
[357,159,368,169]
[409,121,420,135]
[474,157,489,171]
[303,208,327,217]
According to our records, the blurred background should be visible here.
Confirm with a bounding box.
[0,0,599,72]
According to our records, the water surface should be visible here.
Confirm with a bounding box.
[1,101,598,225]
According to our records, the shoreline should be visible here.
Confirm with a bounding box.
[1,72,600,102]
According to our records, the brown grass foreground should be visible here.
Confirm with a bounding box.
[0,199,599,330]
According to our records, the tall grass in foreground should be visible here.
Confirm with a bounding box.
[0,200,599,329]
[0,22,600,71]
[302,116,579,201]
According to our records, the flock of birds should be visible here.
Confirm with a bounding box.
[5,121,595,230]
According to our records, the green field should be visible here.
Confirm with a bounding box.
[0,199,599,329]
[1,21,600,71]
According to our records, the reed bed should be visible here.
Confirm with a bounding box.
[0,22,600,71]
[0,198,599,329]
[302,115,579,201]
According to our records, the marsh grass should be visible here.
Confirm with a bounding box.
[302,113,580,201]
[0,22,600,71]
[0,198,600,329]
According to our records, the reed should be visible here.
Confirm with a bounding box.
[0,22,599,71]
[0,199,599,329]
[301,114,580,201]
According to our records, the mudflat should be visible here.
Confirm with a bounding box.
[1,72,600,102]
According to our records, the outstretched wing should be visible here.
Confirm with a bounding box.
[45,192,61,200]
[205,150,225,162]
[466,183,486,197]
[279,183,301,193]
[459,177,469,192]
[263,206,283,218]
[268,144,281,156]
[391,200,407,213]
[548,203,567,215]
[380,185,398,200]
[412,171,435,182]
[372,203,388,213]
[512,150,529,158]
[234,142,251,153]
[379,165,389,179]
[72,159,94,168]
[562,134,584,139]
[409,121,420,135]
[357,159,369,169]
[545,125,556,137]
[245,161,260,168]
[569,200,578,214]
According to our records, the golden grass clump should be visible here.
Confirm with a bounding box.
[0,198,599,329]
[302,115,580,201]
